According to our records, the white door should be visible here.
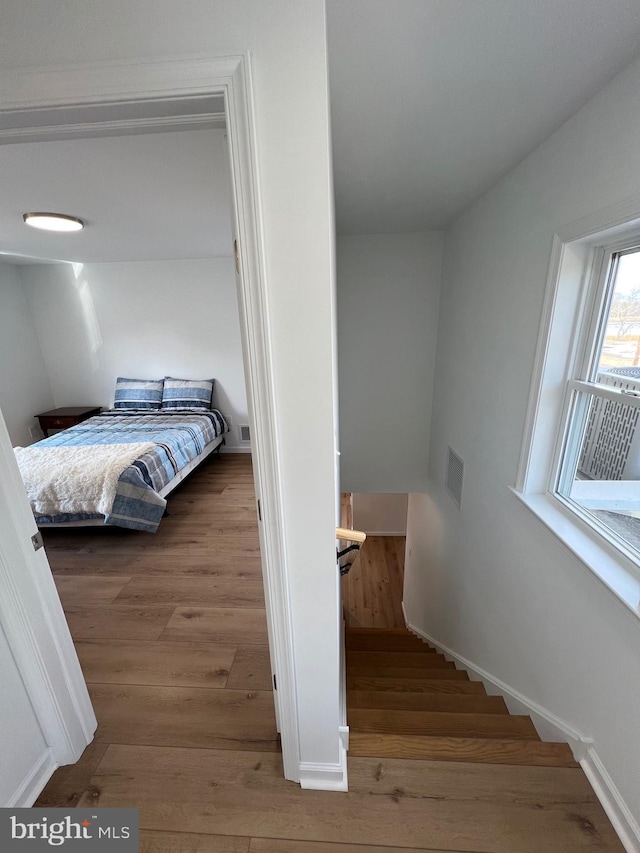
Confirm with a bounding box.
[0,407,96,805]
[0,621,51,805]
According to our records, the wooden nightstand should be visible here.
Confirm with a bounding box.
[35,406,102,437]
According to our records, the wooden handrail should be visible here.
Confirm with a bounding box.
[336,527,366,544]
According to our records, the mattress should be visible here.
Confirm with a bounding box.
[16,409,228,532]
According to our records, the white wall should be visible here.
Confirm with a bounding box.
[21,258,250,449]
[404,54,640,832]
[0,262,54,446]
[352,493,407,535]
[337,232,442,492]
[0,0,340,781]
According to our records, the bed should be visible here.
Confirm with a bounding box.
[14,378,229,533]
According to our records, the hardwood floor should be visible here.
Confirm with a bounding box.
[342,533,406,628]
[36,458,623,851]
[340,490,406,630]
[37,454,277,797]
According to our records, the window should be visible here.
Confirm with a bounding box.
[556,245,640,562]
[515,210,640,616]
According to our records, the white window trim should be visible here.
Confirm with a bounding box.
[514,195,640,619]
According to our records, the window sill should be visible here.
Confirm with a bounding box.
[511,488,640,619]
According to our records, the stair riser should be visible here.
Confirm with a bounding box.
[347,691,508,714]
[348,733,578,766]
[348,666,467,680]
[347,651,455,669]
[346,638,436,653]
[347,676,484,694]
[349,709,539,740]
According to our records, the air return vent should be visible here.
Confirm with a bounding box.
[446,446,464,508]
[239,424,251,442]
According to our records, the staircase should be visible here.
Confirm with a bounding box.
[346,626,577,768]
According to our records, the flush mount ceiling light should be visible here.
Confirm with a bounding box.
[23,212,84,232]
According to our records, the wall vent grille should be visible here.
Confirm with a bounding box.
[240,424,251,442]
[446,446,464,508]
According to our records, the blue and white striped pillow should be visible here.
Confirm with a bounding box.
[161,377,214,410]
[113,377,163,410]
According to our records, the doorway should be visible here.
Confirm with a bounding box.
[0,57,302,794]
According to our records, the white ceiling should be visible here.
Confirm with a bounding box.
[2,2,640,262]
[328,0,640,233]
[0,127,233,265]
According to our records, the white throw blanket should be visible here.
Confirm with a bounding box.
[14,442,156,517]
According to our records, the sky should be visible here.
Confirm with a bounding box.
[613,249,640,297]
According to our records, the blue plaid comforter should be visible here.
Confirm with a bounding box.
[34,410,228,532]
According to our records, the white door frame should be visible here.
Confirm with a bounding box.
[0,54,300,782]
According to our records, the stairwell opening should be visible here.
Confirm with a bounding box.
[340,492,408,630]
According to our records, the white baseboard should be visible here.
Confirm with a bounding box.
[220,445,251,454]
[581,747,640,852]
[361,530,406,536]
[9,750,57,807]
[299,749,348,792]
[403,604,640,852]
[402,604,589,748]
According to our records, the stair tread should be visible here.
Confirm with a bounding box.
[346,635,437,652]
[348,665,467,680]
[349,732,578,767]
[350,709,539,740]
[344,627,578,772]
[347,690,508,714]
[347,650,454,669]
[347,675,484,694]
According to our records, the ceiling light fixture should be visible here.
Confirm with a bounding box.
[23,212,84,232]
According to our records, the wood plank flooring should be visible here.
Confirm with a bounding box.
[36,457,623,851]
[340,491,405,629]
[78,745,622,852]
[37,453,278,798]
[342,532,406,628]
